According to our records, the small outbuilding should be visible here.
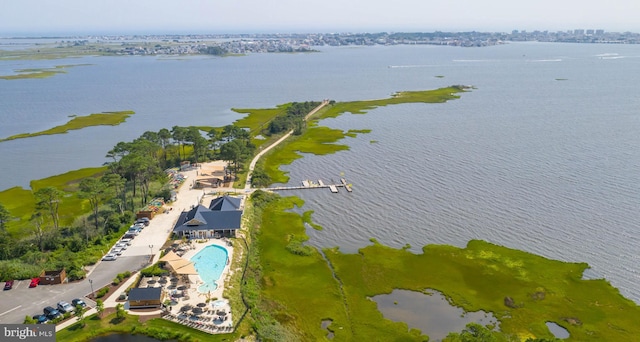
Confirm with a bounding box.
[39,269,67,285]
[128,287,164,309]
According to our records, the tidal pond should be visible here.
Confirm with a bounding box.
[373,289,498,341]
[546,321,570,339]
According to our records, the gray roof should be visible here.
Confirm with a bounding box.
[208,195,242,211]
[128,287,162,301]
[173,202,242,233]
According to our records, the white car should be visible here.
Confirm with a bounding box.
[111,247,124,255]
[120,238,132,246]
[102,253,118,261]
[115,242,128,250]
[57,301,74,313]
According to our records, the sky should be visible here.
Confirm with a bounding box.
[2,0,640,36]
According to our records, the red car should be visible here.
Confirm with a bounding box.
[29,277,40,288]
[3,280,13,290]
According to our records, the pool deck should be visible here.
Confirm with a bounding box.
[163,239,236,333]
[184,239,234,303]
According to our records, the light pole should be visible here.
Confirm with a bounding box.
[149,244,154,263]
[88,279,94,299]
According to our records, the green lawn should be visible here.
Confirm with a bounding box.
[57,312,244,342]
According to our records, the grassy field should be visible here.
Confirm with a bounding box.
[0,111,135,142]
[56,312,244,342]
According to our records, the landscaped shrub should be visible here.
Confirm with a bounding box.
[95,287,109,298]
[140,264,168,277]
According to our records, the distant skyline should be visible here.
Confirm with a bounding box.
[2,0,639,36]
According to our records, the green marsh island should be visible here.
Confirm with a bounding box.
[0,64,91,80]
[0,110,135,142]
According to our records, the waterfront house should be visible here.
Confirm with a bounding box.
[173,195,242,239]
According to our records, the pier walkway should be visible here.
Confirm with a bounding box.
[263,178,352,193]
[244,100,330,193]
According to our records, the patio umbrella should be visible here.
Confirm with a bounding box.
[193,307,204,315]
[197,303,207,308]
[180,305,192,312]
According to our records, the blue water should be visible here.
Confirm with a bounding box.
[191,245,228,293]
[2,42,640,304]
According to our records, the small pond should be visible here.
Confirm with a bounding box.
[546,321,570,339]
[321,319,335,339]
[372,289,498,341]
[90,334,167,342]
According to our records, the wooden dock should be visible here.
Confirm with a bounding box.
[341,178,352,192]
[263,178,353,193]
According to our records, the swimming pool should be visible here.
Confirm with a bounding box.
[190,245,229,293]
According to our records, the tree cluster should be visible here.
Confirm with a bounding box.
[199,46,226,56]
[0,123,257,281]
[267,101,321,135]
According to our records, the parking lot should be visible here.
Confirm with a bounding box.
[0,165,210,324]
[0,254,150,324]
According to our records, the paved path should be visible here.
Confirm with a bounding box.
[244,100,329,192]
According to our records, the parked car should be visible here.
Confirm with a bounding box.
[110,247,123,255]
[120,238,133,245]
[29,277,40,288]
[4,279,14,290]
[32,314,49,324]
[115,242,128,249]
[133,222,145,229]
[57,301,74,313]
[71,298,87,308]
[102,253,118,261]
[43,306,62,320]
[123,233,136,239]
[136,217,150,226]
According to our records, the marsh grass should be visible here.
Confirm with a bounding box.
[0,64,91,80]
[248,87,640,341]
[0,111,134,142]
[260,87,464,184]
[254,193,640,341]
[0,167,106,235]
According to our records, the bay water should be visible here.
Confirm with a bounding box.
[1,42,638,303]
